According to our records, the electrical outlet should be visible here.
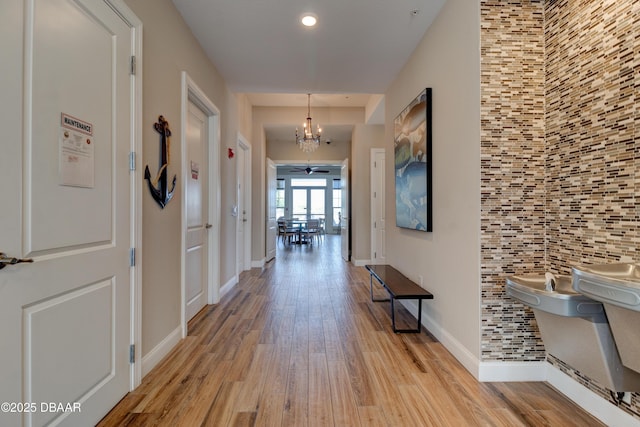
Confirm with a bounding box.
[623,392,632,405]
[418,275,424,285]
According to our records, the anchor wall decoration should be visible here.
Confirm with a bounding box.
[145,115,177,208]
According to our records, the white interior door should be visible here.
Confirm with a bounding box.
[237,137,251,272]
[341,158,350,261]
[371,149,386,264]
[266,158,277,261]
[0,0,136,425]
[185,101,208,322]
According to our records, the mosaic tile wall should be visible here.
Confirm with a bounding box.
[544,0,640,417]
[481,0,640,419]
[480,0,547,362]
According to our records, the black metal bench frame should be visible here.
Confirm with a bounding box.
[365,264,434,333]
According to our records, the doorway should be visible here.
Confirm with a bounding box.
[292,187,326,220]
[236,135,251,276]
[181,72,220,337]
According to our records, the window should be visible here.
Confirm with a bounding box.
[332,179,341,227]
[276,179,285,219]
[291,178,326,187]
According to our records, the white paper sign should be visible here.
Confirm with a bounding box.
[59,113,94,188]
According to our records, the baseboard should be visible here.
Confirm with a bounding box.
[401,300,479,378]
[478,361,547,382]
[219,275,237,298]
[141,326,181,378]
[547,364,640,427]
[400,300,639,426]
[251,258,265,268]
[352,258,371,267]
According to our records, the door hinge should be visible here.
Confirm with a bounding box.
[374,221,377,229]
[129,344,135,364]
[130,248,136,267]
[130,56,136,75]
[129,152,136,171]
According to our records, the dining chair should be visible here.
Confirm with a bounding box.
[278,221,296,245]
[303,219,320,245]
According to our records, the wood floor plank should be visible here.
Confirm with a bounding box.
[309,353,334,426]
[99,235,606,427]
[327,360,362,427]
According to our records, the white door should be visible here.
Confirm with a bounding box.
[341,158,350,261]
[0,1,136,426]
[236,138,251,274]
[266,158,277,261]
[185,101,208,322]
[371,149,386,264]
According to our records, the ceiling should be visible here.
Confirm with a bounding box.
[171,0,446,145]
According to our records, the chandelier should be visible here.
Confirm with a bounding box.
[295,93,322,153]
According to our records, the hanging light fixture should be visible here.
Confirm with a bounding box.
[295,93,322,153]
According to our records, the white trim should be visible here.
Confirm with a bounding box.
[352,259,372,267]
[547,364,640,427]
[251,258,266,268]
[141,326,182,378]
[478,361,547,382]
[400,300,640,425]
[180,72,221,339]
[219,275,238,299]
[104,0,144,391]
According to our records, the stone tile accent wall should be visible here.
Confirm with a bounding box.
[545,0,640,417]
[480,1,546,361]
[546,0,639,271]
[481,0,640,419]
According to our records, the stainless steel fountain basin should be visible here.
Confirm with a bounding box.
[572,263,640,311]
[572,263,640,375]
[506,274,603,317]
[506,273,640,391]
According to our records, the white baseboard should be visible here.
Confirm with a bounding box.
[401,299,479,377]
[141,326,181,378]
[251,258,265,268]
[400,300,639,426]
[352,258,371,267]
[547,364,640,427]
[478,361,547,382]
[219,275,237,298]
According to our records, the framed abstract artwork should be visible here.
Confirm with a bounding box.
[394,88,432,231]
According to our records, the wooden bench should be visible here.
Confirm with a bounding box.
[365,264,434,333]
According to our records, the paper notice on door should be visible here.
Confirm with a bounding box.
[59,113,95,188]
[191,161,199,180]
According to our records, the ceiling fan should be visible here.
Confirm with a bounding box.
[289,165,330,175]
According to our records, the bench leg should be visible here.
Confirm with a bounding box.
[391,298,422,334]
[369,273,390,303]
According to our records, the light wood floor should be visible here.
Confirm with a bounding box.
[99,235,604,426]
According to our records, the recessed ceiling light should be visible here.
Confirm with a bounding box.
[301,14,317,27]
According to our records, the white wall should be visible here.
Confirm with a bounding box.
[384,0,481,360]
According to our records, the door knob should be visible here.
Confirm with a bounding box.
[205,223,212,229]
[0,252,34,270]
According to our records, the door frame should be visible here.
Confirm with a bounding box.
[370,148,385,264]
[180,72,220,338]
[237,133,252,276]
[106,0,144,391]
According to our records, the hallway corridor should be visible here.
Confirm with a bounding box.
[99,236,603,426]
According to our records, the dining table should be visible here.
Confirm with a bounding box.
[286,219,310,244]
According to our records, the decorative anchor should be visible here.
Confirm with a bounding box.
[145,115,177,208]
